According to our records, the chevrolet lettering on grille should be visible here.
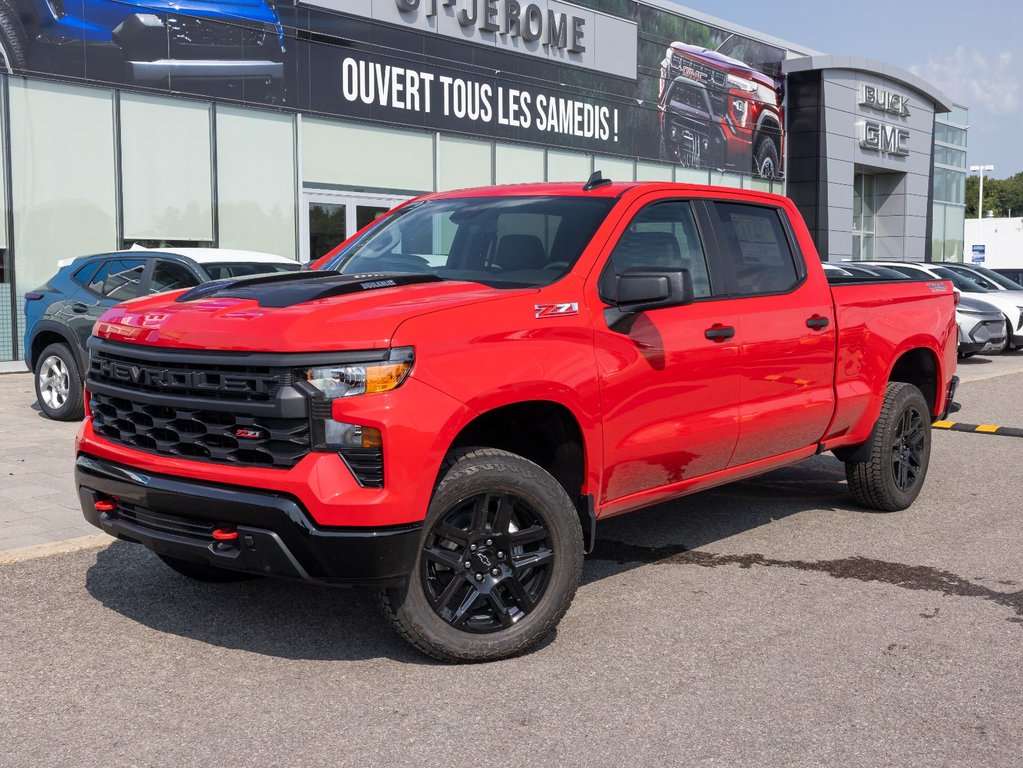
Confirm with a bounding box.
[91,358,274,395]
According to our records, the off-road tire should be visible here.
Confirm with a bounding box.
[380,448,584,663]
[0,0,28,75]
[753,133,780,179]
[34,342,85,421]
[157,554,259,583]
[845,382,931,512]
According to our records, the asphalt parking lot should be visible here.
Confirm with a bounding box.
[2,359,1022,766]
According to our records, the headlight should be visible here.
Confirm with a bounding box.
[299,347,414,399]
[727,74,757,93]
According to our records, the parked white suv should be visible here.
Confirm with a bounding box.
[863,261,1023,350]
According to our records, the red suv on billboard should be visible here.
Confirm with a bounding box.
[658,34,785,179]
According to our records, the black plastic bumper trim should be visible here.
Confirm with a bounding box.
[76,454,422,586]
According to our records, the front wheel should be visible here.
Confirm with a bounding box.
[380,448,584,663]
[34,343,85,421]
[845,382,932,512]
[753,133,781,179]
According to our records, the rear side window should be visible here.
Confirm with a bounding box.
[202,262,301,280]
[606,201,712,298]
[88,259,146,301]
[150,261,200,294]
[72,261,102,287]
[711,203,799,296]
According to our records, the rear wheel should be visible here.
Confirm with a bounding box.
[157,554,258,583]
[845,382,931,511]
[380,448,584,663]
[753,133,780,179]
[34,343,85,421]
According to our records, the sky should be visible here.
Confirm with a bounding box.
[669,0,1023,179]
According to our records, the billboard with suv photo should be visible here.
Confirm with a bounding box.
[0,0,788,178]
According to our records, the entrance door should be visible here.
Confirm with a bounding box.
[301,190,409,263]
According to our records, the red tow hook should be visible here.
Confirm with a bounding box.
[94,499,117,512]
[212,528,239,542]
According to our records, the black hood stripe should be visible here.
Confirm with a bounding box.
[177,272,442,308]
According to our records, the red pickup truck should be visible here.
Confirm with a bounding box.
[76,179,958,662]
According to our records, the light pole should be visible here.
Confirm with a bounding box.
[970,164,994,219]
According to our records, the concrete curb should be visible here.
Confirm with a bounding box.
[0,533,110,565]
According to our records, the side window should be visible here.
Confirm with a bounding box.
[72,261,101,288]
[607,201,711,298]
[711,203,799,296]
[88,259,147,301]
[150,261,200,294]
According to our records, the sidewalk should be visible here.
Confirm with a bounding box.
[0,373,94,550]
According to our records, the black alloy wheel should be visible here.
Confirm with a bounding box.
[421,491,554,633]
[844,382,932,512]
[379,448,583,662]
[890,406,926,492]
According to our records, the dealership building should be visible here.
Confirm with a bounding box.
[0,0,967,362]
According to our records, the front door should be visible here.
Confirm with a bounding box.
[592,196,741,508]
[301,190,408,263]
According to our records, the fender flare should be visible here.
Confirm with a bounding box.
[28,320,85,373]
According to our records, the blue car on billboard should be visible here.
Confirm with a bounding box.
[0,0,285,99]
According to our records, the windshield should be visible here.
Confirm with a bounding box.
[203,262,301,280]
[930,266,989,292]
[968,265,1023,290]
[334,196,616,288]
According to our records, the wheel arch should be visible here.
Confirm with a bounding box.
[441,399,596,552]
[833,344,940,464]
[887,345,939,416]
[29,322,83,373]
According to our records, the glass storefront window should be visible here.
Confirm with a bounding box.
[932,203,946,260]
[935,123,967,147]
[935,169,966,205]
[944,205,965,262]
[853,173,876,260]
[120,93,214,242]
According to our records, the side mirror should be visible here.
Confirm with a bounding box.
[613,268,693,313]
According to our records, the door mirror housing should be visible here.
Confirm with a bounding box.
[611,268,693,313]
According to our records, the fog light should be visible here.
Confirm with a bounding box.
[324,419,382,449]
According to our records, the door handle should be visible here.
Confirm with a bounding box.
[704,325,735,342]
[70,303,89,314]
[806,315,830,330]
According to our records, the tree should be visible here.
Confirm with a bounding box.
[965,172,1023,218]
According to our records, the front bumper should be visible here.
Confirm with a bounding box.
[126,59,284,83]
[77,453,422,586]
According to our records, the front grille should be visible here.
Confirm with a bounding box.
[671,53,729,91]
[89,347,284,403]
[166,15,272,49]
[117,503,215,542]
[90,391,310,468]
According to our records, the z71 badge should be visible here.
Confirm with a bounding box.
[534,303,580,319]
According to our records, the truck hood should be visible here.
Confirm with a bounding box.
[668,42,776,89]
[96,273,533,353]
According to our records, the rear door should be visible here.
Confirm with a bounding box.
[592,195,741,505]
[704,201,837,467]
[67,257,149,352]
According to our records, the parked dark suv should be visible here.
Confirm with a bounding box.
[24,248,299,420]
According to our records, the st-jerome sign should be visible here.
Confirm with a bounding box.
[303,0,638,79]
